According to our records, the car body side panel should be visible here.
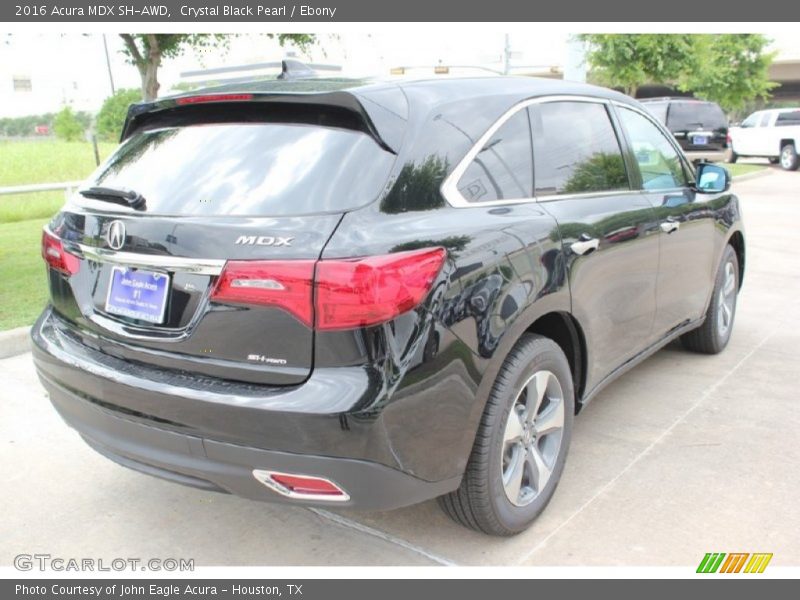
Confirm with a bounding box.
[539,193,660,391]
[320,197,567,480]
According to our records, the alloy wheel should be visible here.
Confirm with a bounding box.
[716,260,737,337]
[501,370,565,507]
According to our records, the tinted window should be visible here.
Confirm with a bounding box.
[667,102,727,130]
[457,110,533,202]
[80,124,396,216]
[776,110,800,126]
[741,113,759,128]
[643,102,668,124]
[618,107,689,191]
[531,101,629,196]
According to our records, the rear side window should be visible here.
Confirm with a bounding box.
[530,101,629,196]
[456,109,533,202]
[667,102,727,130]
[618,107,689,191]
[776,110,800,126]
[80,123,396,216]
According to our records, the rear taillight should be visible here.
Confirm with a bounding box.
[41,229,79,275]
[210,247,446,330]
[316,247,447,330]
[210,260,315,327]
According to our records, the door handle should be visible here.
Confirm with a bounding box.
[660,220,681,234]
[570,237,599,256]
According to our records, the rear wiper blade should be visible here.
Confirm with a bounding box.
[78,186,147,211]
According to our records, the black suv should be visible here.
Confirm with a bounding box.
[640,97,729,163]
[32,77,744,536]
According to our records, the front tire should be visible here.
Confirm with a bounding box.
[681,245,739,354]
[780,143,799,171]
[438,334,574,536]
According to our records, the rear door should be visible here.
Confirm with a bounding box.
[46,109,397,385]
[530,99,660,390]
[733,112,761,155]
[615,104,716,335]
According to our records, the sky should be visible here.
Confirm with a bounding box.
[1,31,799,118]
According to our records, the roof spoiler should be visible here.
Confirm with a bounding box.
[120,89,405,154]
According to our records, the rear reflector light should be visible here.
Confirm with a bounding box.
[176,93,254,105]
[210,247,446,331]
[253,470,349,501]
[316,247,447,330]
[210,260,314,326]
[41,229,80,275]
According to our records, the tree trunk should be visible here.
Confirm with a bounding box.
[141,35,162,102]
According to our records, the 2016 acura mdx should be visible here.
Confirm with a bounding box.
[32,76,744,536]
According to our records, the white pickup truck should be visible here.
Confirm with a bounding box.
[728,108,800,171]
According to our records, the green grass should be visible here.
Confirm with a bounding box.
[0,140,118,329]
[725,163,766,177]
[0,139,116,186]
[0,218,49,330]
[0,191,67,224]
[0,139,117,225]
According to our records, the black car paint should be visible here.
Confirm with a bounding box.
[32,77,744,507]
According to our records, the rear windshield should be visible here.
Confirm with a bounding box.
[642,102,668,124]
[78,123,396,216]
[667,102,727,130]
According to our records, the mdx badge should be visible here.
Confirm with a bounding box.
[106,220,126,250]
[235,235,293,247]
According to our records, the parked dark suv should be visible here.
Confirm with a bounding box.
[32,76,744,536]
[640,97,729,163]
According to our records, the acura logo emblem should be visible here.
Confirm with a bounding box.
[106,220,126,250]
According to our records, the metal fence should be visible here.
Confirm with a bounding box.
[0,181,82,199]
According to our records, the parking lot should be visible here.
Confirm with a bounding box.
[1,168,798,567]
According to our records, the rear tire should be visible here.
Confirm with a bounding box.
[726,148,738,163]
[438,334,574,536]
[681,245,739,354]
[780,143,799,171]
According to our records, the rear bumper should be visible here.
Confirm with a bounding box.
[685,149,728,163]
[31,308,464,510]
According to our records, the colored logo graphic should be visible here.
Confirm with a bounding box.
[697,552,773,573]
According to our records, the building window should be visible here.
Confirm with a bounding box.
[13,76,32,92]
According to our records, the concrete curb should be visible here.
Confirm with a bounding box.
[0,326,31,360]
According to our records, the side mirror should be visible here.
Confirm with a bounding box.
[695,163,730,194]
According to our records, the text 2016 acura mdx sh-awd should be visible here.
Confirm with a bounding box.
[32,76,744,536]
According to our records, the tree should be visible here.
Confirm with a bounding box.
[53,106,84,141]
[580,34,777,111]
[677,35,777,112]
[579,34,695,97]
[96,88,142,142]
[119,34,317,101]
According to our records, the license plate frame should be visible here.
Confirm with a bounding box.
[104,266,170,324]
